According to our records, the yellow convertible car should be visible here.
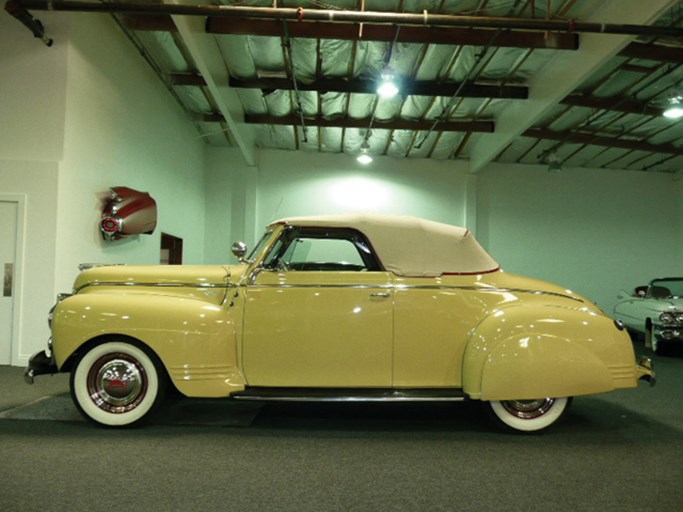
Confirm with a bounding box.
[25,214,654,432]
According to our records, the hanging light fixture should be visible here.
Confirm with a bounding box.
[377,67,399,98]
[663,95,683,119]
[357,141,373,164]
[546,151,563,173]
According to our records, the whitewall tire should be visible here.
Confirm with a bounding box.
[70,340,166,427]
[487,397,570,433]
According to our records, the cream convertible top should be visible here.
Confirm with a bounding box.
[271,214,499,277]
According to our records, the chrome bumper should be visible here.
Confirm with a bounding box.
[23,349,58,384]
[636,356,656,387]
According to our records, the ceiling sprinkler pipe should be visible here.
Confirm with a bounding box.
[9,1,683,39]
[5,0,53,45]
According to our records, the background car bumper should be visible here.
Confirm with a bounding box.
[636,356,656,387]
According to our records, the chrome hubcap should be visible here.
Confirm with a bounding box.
[87,353,147,414]
[501,398,555,420]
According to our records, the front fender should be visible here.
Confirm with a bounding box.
[52,293,245,397]
[462,305,637,400]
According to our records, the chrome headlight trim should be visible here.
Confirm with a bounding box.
[659,312,674,324]
[48,293,72,328]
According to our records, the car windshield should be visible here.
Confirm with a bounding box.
[649,279,683,299]
[247,231,274,263]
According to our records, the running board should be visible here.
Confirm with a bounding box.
[231,387,467,403]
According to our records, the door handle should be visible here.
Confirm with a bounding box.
[370,292,390,298]
[3,263,12,297]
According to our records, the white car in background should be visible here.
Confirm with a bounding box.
[613,278,683,354]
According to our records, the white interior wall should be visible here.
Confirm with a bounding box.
[255,149,471,232]
[1,13,207,362]
[204,147,255,263]
[55,13,207,293]
[477,163,681,313]
[1,13,68,365]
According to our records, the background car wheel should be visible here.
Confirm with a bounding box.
[70,340,167,427]
[645,323,654,349]
[487,397,570,433]
[646,325,665,354]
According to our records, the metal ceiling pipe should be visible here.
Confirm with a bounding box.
[8,0,683,39]
[5,0,52,45]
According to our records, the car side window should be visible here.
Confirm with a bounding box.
[264,227,382,272]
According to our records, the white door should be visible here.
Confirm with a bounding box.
[0,201,18,364]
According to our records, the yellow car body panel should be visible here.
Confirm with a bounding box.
[42,218,652,407]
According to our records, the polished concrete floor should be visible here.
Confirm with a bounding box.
[1,342,682,512]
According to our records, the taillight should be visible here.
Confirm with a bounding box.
[101,217,120,233]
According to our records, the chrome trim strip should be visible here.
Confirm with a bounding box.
[248,282,583,302]
[233,395,466,403]
[250,283,392,290]
[75,281,234,293]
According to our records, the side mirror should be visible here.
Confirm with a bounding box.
[617,290,630,300]
[231,241,247,263]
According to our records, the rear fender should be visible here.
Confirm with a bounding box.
[52,293,244,397]
[462,305,636,400]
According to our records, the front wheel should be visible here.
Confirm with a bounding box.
[487,397,570,433]
[648,327,667,355]
[70,340,167,427]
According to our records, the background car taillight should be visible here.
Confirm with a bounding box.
[101,216,121,236]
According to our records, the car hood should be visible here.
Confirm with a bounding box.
[644,297,683,310]
[73,264,247,293]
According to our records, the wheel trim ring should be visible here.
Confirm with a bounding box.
[86,353,148,414]
[501,398,555,420]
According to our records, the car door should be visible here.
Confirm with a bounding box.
[614,294,646,331]
[242,227,394,388]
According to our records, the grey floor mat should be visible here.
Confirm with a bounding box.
[0,393,263,427]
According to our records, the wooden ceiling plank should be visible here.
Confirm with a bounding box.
[244,114,494,133]
[561,95,663,117]
[205,18,579,50]
[618,42,683,63]
[524,127,681,155]
[229,77,528,99]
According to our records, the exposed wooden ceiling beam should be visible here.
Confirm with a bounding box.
[230,77,528,99]
[524,127,681,155]
[618,42,683,63]
[206,18,578,50]
[122,14,176,31]
[105,17,683,66]
[468,0,679,173]
[170,73,206,86]
[561,94,663,117]
[244,114,495,133]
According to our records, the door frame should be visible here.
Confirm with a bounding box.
[0,194,26,366]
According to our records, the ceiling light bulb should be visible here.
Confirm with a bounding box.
[377,67,399,98]
[663,97,683,119]
[663,107,683,119]
[357,142,373,164]
[357,153,373,164]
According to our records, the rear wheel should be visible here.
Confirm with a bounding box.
[487,397,570,433]
[70,340,167,427]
